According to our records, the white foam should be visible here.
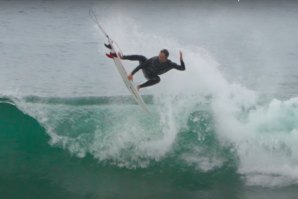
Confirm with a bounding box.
[9,8,298,187]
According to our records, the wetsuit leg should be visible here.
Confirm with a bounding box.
[139,76,160,88]
[123,55,147,65]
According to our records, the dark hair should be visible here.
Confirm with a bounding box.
[160,49,169,58]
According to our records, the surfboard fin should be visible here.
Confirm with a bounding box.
[104,43,112,49]
[106,52,117,59]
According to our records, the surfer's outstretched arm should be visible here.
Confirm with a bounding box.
[170,51,185,71]
[128,61,148,80]
[171,59,185,71]
[131,63,145,75]
[128,64,143,80]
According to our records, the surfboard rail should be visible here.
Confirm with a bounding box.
[109,40,149,112]
[89,9,149,112]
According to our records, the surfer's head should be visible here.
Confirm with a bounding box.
[159,49,169,63]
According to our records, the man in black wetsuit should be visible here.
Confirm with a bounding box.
[106,47,185,91]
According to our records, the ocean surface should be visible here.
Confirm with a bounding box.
[1,0,298,198]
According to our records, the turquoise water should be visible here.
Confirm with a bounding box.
[2,96,298,198]
[0,97,237,198]
[2,0,298,198]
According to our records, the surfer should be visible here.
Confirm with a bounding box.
[106,47,185,91]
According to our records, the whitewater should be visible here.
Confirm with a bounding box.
[1,0,298,198]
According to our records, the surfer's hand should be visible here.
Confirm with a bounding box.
[128,74,133,80]
[179,51,183,61]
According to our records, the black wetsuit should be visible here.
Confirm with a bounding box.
[123,55,185,88]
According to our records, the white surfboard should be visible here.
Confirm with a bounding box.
[108,40,149,112]
[89,9,149,112]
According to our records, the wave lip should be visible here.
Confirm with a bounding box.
[21,95,154,105]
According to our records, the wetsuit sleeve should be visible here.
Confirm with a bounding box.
[131,64,143,75]
[131,61,147,75]
[131,58,151,75]
[170,59,185,71]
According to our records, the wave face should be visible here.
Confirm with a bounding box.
[2,1,298,197]
[8,95,235,170]
[2,92,298,191]
[0,96,242,199]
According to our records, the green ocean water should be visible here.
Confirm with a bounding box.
[0,97,235,199]
[1,96,298,199]
[2,0,298,198]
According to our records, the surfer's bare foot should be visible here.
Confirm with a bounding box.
[118,52,123,59]
[128,74,133,80]
[137,85,141,91]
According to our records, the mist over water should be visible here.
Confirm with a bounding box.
[1,0,298,198]
[1,0,298,98]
